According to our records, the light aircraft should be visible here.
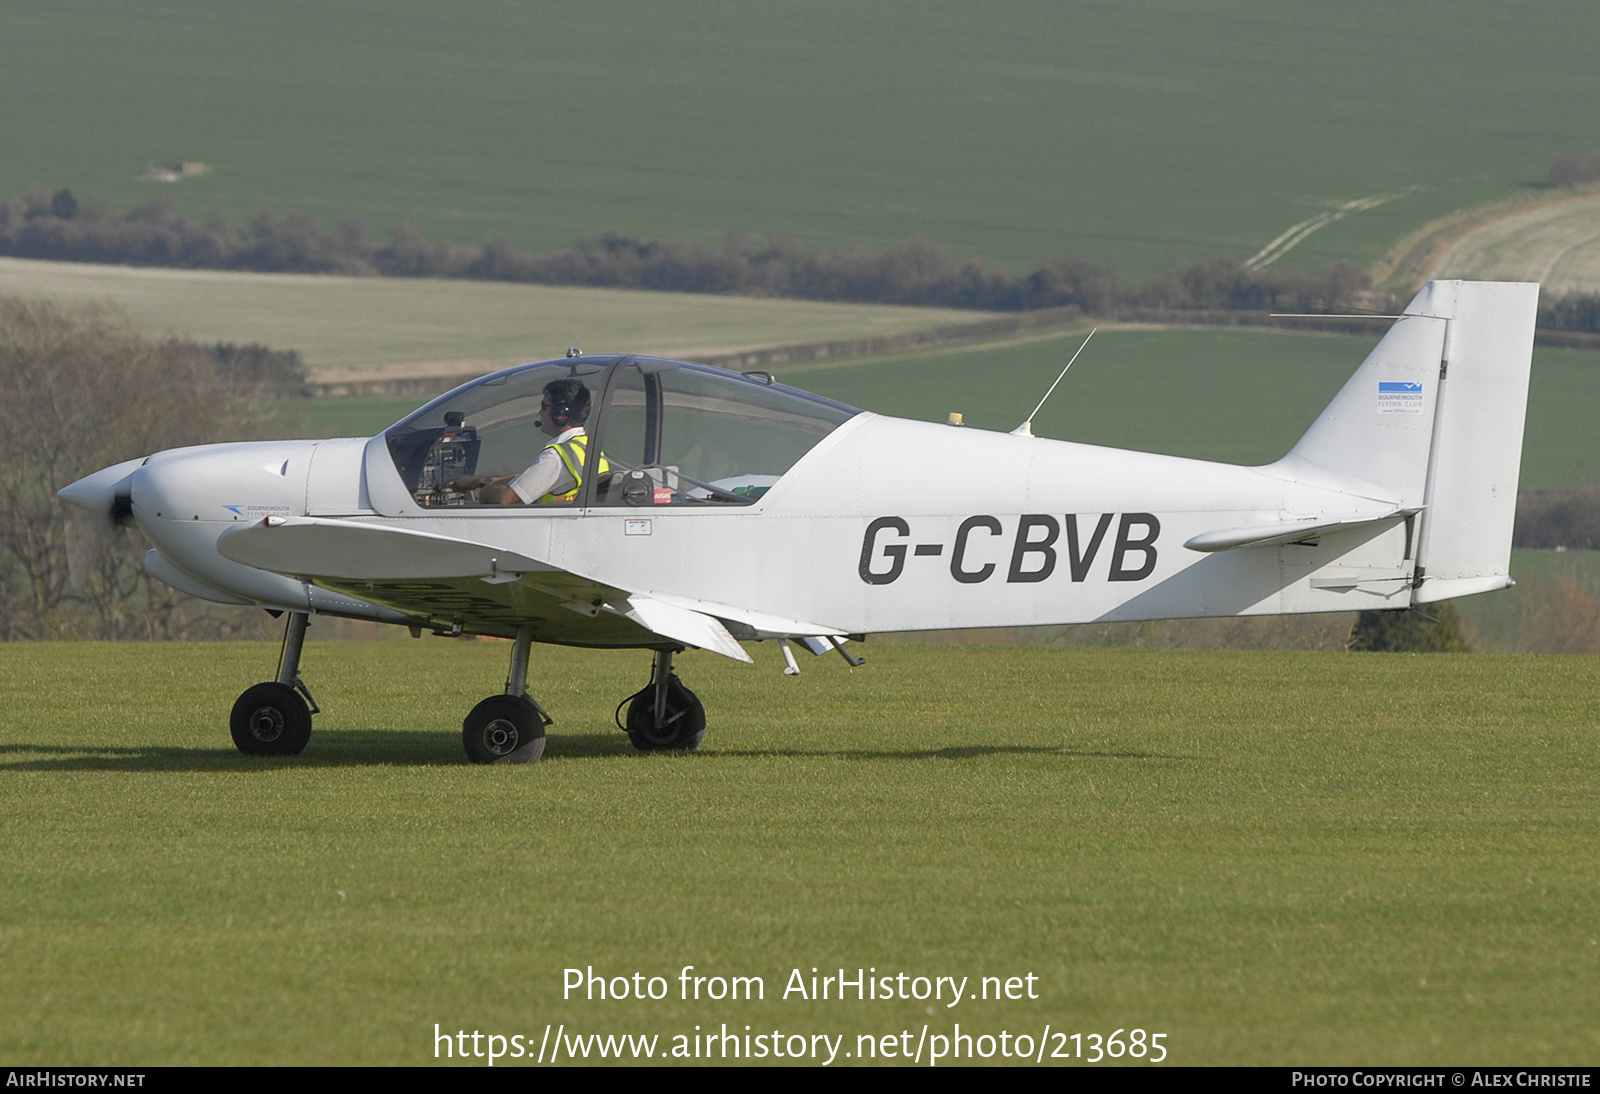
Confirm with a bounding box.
[59,280,1537,764]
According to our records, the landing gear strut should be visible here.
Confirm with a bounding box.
[621,648,706,752]
[229,611,319,756]
[463,627,551,764]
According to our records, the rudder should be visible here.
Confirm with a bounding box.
[1408,281,1538,603]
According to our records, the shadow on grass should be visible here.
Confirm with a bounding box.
[554,735,1199,763]
[0,733,1196,771]
[0,730,462,771]
[703,745,1198,761]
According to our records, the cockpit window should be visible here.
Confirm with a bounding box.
[382,356,858,509]
[384,361,609,507]
[590,360,857,507]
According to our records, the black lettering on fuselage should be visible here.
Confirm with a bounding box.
[1007,514,1059,583]
[951,516,1003,583]
[1065,513,1114,581]
[856,513,1160,585]
[860,516,909,585]
[1108,513,1161,581]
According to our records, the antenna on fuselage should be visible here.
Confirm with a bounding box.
[1011,327,1096,438]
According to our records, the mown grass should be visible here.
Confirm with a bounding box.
[1,641,1596,1064]
[1433,195,1600,295]
[4,2,1599,277]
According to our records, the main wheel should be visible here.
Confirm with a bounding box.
[624,676,707,752]
[463,694,546,765]
[230,682,312,756]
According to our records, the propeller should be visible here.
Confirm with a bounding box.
[57,456,146,529]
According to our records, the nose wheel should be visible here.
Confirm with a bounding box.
[620,649,706,751]
[229,612,318,756]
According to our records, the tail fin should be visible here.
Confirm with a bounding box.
[1407,281,1538,602]
[1275,279,1538,603]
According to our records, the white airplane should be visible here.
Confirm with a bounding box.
[60,280,1537,764]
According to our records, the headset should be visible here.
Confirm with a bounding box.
[540,378,591,429]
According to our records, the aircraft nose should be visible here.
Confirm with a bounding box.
[58,456,146,527]
[128,441,317,525]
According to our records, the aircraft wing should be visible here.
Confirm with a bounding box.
[218,515,552,579]
[216,516,751,660]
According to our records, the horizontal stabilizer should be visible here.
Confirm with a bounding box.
[218,516,549,580]
[1184,510,1410,553]
[622,595,753,663]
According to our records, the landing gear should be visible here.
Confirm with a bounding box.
[463,694,547,764]
[462,627,551,764]
[230,612,318,756]
[622,649,706,752]
[230,682,311,755]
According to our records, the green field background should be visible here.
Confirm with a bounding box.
[5,1,1600,276]
[270,328,1600,490]
[799,331,1600,490]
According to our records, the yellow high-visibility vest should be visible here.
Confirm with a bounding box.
[540,433,610,503]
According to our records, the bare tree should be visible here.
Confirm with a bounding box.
[0,297,257,638]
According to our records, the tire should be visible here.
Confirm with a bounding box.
[463,694,546,765]
[624,676,706,752]
[230,682,313,756]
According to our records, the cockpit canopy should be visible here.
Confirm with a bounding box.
[384,356,859,508]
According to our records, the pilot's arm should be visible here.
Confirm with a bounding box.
[450,447,573,505]
[504,447,572,504]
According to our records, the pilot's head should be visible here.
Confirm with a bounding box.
[538,378,592,435]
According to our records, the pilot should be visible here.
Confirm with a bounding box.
[457,378,609,504]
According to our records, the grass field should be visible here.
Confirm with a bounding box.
[1,641,1595,1065]
[789,328,1600,491]
[4,2,1598,277]
[0,256,986,376]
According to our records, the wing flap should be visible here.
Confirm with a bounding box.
[622,595,754,663]
[634,590,847,639]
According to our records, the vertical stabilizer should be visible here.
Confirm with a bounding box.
[1281,306,1445,508]
[1273,280,1537,606]
[1408,281,1539,602]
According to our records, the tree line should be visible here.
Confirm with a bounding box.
[11,186,1600,328]
[1,187,1369,314]
[0,297,301,639]
[1538,290,1600,334]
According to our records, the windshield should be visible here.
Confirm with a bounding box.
[590,359,858,506]
[382,356,858,509]
[384,360,611,507]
